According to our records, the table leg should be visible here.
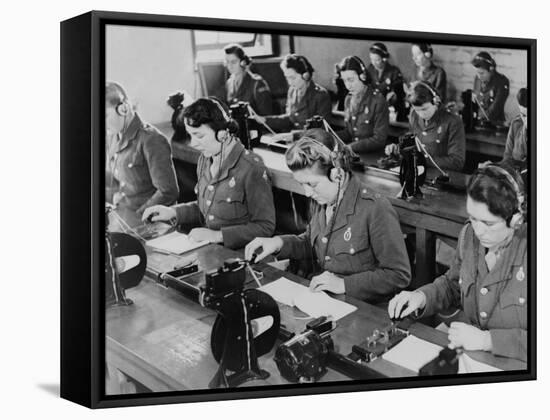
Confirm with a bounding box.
[414,228,436,289]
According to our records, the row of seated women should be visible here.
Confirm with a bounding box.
[141,96,527,363]
[207,43,528,173]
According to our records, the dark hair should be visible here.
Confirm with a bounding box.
[406,81,438,106]
[285,128,352,174]
[412,43,433,57]
[223,43,251,66]
[335,56,371,84]
[467,163,525,226]
[167,92,188,142]
[280,54,314,75]
[471,51,496,71]
[369,42,389,59]
[517,87,528,108]
[182,97,239,135]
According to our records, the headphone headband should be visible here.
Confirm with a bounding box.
[207,97,231,123]
[370,44,389,58]
[415,81,440,104]
[485,165,524,210]
[473,53,495,68]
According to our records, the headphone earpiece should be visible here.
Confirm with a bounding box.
[215,129,229,143]
[116,102,129,116]
[416,81,441,106]
[295,55,312,81]
[350,56,368,84]
[485,165,525,229]
[424,51,432,59]
[330,167,344,183]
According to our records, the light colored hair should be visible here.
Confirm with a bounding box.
[105,81,129,107]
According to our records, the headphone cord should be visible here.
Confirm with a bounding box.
[414,136,449,177]
[247,104,276,135]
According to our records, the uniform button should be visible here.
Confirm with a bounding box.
[458,278,463,285]
[325,256,331,261]
[349,248,355,254]
[206,200,212,206]
[114,169,119,176]
[128,163,133,168]
[422,131,427,136]
[480,287,488,295]
[352,116,356,120]
[321,237,328,244]
[353,127,357,131]
[226,197,231,202]
[365,120,370,124]
[208,215,214,221]
[479,311,488,319]
[120,182,125,187]
[519,297,526,305]
[294,122,300,127]
[245,150,249,155]
[295,112,299,116]
[354,137,359,141]
[208,185,214,191]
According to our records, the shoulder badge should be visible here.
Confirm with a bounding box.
[229,177,236,188]
[437,126,442,134]
[385,78,391,85]
[516,266,525,282]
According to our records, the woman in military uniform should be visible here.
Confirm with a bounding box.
[501,87,528,170]
[335,55,389,153]
[386,81,465,172]
[223,43,273,115]
[411,43,447,103]
[142,97,276,250]
[253,54,332,133]
[367,42,407,122]
[472,51,510,125]
[244,131,411,304]
[389,163,527,362]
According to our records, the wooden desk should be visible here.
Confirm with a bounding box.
[106,244,526,393]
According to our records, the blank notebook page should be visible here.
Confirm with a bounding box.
[382,335,443,373]
[145,231,209,255]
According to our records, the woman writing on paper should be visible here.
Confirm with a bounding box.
[142,97,276,250]
[244,129,410,304]
[388,164,527,361]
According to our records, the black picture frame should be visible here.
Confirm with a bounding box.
[60,10,536,409]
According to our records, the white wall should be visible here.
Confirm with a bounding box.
[106,25,196,125]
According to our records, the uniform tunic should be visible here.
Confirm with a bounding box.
[417,223,528,362]
[225,71,273,116]
[338,86,389,153]
[501,116,527,169]
[409,106,466,172]
[173,141,276,249]
[265,81,332,132]
[107,113,179,217]
[367,62,407,121]
[416,63,447,103]
[473,71,510,124]
[278,175,410,303]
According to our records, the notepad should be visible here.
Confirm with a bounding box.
[458,353,502,373]
[145,231,209,255]
[259,277,357,321]
[382,335,444,373]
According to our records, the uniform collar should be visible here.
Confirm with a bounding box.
[331,174,360,232]
[209,139,245,184]
[116,113,142,152]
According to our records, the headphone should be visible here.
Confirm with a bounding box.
[484,165,525,228]
[116,101,130,116]
[370,43,389,60]
[415,81,441,106]
[472,53,496,71]
[224,44,251,68]
[288,54,313,81]
[206,97,235,142]
[352,56,368,82]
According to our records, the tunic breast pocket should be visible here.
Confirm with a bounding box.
[331,231,371,274]
[498,290,527,329]
[459,275,475,307]
[214,190,247,221]
[125,149,148,187]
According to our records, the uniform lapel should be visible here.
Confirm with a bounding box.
[210,141,244,185]
[116,113,141,153]
[329,175,360,234]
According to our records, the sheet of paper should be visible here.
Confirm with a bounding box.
[145,231,209,255]
[382,335,444,373]
[458,353,502,373]
[259,277,357,321]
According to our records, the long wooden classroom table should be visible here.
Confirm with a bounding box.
[170,140,467,287]
[106,243,526,393]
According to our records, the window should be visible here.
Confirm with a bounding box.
[194,30,276,62]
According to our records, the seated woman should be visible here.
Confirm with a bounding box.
[388,163,527,362]
[105,81,179,228]
[244,131,410,304]
[223,43,273,115]
[472,52,510,125]
[367,42,407,122]
[253,54,332,133]
[501,87,528,170]
[142,97,276,249]
[335,55,389,153]
[387,81,465,172]
[411,43,447,103]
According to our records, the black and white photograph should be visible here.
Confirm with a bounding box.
[96,13,533,399]
[50,2,545,413]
